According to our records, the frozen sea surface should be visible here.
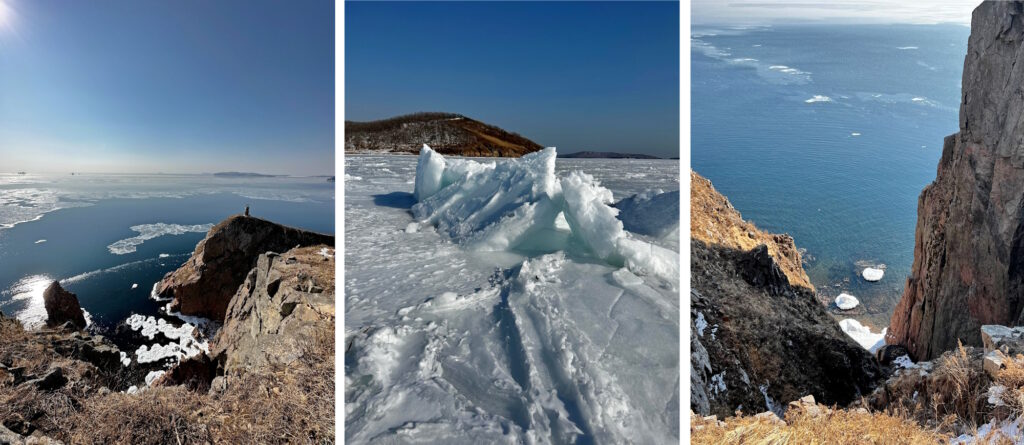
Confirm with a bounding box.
[344,153,680,444]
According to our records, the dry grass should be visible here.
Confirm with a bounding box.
[691,405,945,444]
[1,317,334,444]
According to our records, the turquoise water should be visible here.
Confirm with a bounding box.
[0,174,334,333]
[692,24,969,328]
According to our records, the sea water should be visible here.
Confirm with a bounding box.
[692,24,969,329]
[0,173,334,332]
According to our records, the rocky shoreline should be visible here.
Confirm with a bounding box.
[0,215,335,443]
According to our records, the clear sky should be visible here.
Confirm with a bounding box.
[0,1,333,175]
[693,0,980,25]
[345,1,680,158]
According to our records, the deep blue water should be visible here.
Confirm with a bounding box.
[0,175,334,331]
[692,24,970,328]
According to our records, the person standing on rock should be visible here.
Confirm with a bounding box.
[245,205,250,217]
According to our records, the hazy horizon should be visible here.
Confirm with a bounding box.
[0,1,334,176]
[692,0,979,26]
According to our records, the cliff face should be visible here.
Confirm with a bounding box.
[211,245,334,375]
[691,172,881,417]
[345,112,543,157]
[889,1,1024,360]
[156,215,334,321]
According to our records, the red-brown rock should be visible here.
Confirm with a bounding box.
[42,281,86,329]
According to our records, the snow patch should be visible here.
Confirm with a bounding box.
[145,370,166,386]
[710,372,727,395]
[107,223,213,254]
[695,312,708,337]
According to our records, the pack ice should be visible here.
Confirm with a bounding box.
[345,146,680,444]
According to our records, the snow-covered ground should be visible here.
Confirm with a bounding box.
[344,150,680,444]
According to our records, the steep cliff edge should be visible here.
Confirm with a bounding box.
[691,171,881,417]
[156,215,333,321]
[889,1,1024,361]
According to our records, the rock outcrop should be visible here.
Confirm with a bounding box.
[211,245,334,375]
[889,1,1024,361]
[41,282,85,330]
[156,215,333,321]
[691,171,813,290]
[345,112,543,157]
[691,172,881,417]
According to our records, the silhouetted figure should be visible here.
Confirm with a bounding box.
[244,205,250,217]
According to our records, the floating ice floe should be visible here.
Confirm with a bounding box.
[131,283,138,289]
[126,314,209,363]
[34,239,46,244]
[107,223,213,254]
[897,46,918,50]
[158,253,170,258]
[835,293,860,310]
[851,132,861,136]
[411,146,679,282]
[862,267,885,282]
[839,318,886,353]
[805,95,832,103]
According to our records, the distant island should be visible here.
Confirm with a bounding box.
[345,112,543,157]
[559,151,661,159]
[212,172,283,178]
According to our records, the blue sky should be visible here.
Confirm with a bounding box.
[345,1,680,158]
[0,1,333,175]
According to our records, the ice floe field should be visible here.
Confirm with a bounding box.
[344,148,680,443]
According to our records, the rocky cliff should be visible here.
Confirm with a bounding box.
[889,1,1024,361]
[691,171,881,417]
[345,112,543,157]
[156,215,333,321]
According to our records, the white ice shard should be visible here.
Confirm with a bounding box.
[839,318,886,353]
[411,145,679,282]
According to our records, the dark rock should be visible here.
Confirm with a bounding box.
[25,367,66,391]
[42,282,85,329]
[875,344,911,366]
[154,355,217,391]
[738,244,791,295]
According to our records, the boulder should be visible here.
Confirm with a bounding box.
[23,367,66,391]
[41,282,85,329]
[984,350,1007,378]
[980,325,1024,354]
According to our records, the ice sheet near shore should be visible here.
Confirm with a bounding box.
[410,145,679,282]
[107,223,213,255]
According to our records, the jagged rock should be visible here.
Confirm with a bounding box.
[876,344,912,366]
[153,354,217,391]
[691,173,881,418]
[211,245,334,374]
[41,282,85,329]
[156,215,333,321]
[48,331,122,371]
[889,1,1024,361]
[738,244,790,295]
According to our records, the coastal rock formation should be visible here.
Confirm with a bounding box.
[42,282,85,329]
[691,171,813,290]
[156,215,333,321]
[691,172,881,417]
[345,112,543,157]
[211,245,334,374]
[889,1,1024,360]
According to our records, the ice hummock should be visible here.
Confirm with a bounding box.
[411,145,679,281]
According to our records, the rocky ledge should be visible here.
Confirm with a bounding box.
[156,215,333,321]
[691,171,881,417]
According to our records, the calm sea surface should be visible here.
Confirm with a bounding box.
[692,24,970,329]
